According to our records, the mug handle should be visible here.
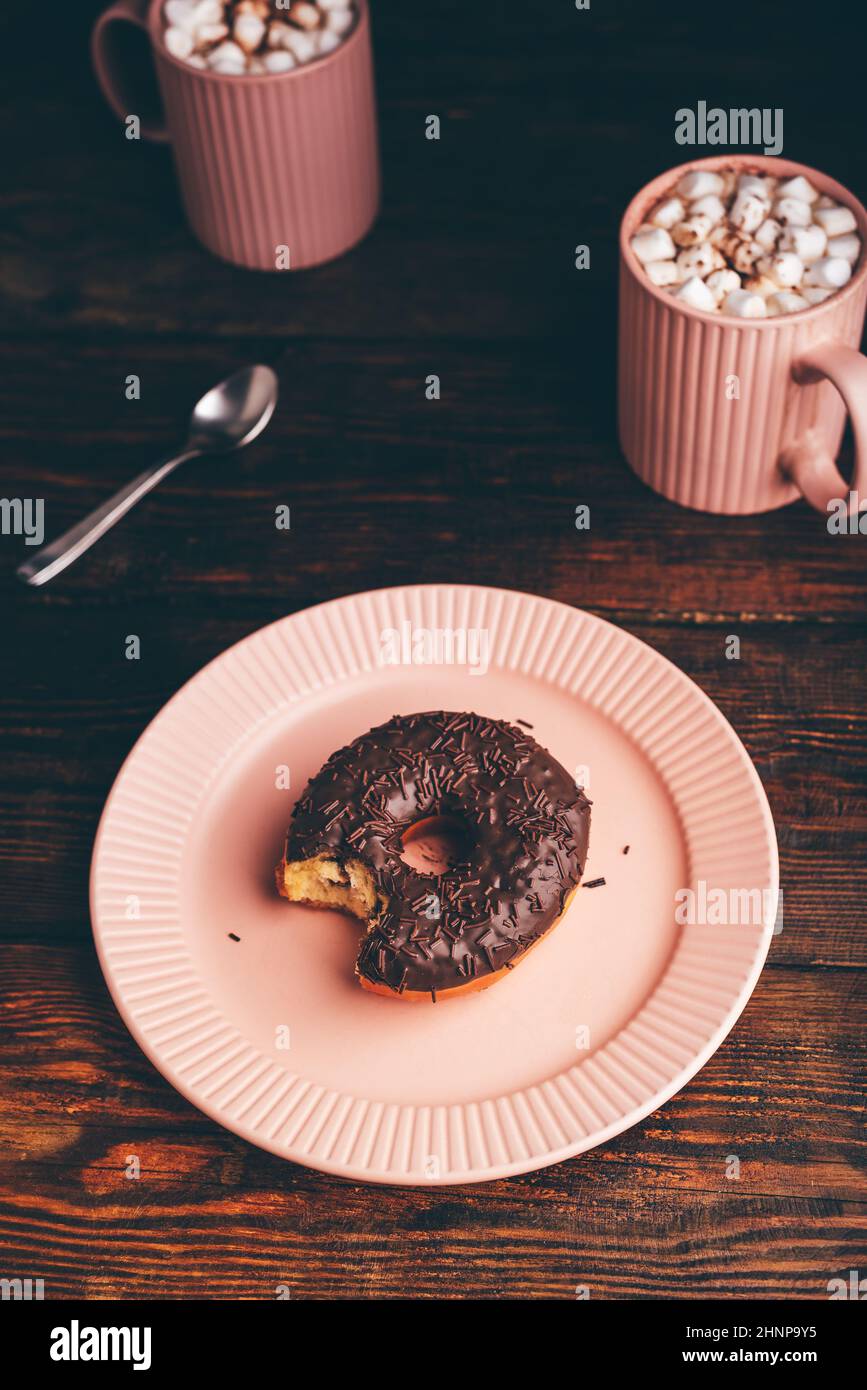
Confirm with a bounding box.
[781,342,867,516]
[91,0,170,143]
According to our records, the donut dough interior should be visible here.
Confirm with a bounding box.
[276,852,384,924]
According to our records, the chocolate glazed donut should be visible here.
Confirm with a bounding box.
[275,711,591,1001]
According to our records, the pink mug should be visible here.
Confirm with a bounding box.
[618,155,867,515]
[92,0,380,272]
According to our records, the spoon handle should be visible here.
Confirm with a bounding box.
[16,447,199,587]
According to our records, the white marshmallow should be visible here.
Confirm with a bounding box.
[826,232,861,264]
[326,7,356,34]
[724,288,767,318]
[768,251,805,287]
[676,171,725,200]
[268,21,295,48]
[165,0,196,29]
[317,30,342,54]
[197,22,229,42]
[675,276,717,311]
[671,214,713,247]
[285,30,318,62]
[650,197,686,230]
[737,173,774,199]
[728,237,762,274]
[645,259,682,287]
[774,197,812,227]
[675,242,722,278]
[711,229,752,267]
[705,268,741,305]
[767,291,809,315]
[776,175,819,205]
[630,227,676,264]
[804,256,852,289]
[288,1,323,29]
[192,0,223,21]
[743,273,780,299]
[234,13,266,52]
[164,24,195,57]
[263,49,296,71]
[814,204,857,237]
[754,217,782,251]
[208,40,246,67]
[779,224,827,263]
[689,193,726,223]
[801,286,833,304]
[730,191,768,234]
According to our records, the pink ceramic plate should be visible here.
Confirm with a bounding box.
[91,585,778,1185]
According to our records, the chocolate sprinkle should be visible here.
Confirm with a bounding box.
[583,877,606,889]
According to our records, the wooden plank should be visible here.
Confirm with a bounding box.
[1,0,865,1305]
[0,945,863,1298]
[0,592,864,964]
[1,339,866,620]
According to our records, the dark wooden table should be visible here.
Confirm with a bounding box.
[1,0,865,1300]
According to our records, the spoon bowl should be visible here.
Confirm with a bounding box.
[188,365,279,452]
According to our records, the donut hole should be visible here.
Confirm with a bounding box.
[399,815,474,876]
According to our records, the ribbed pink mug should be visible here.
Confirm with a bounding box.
[92,0,380,271]
[619,155,867,515]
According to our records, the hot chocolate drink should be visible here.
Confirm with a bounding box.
[162,0,357,74]
[630,167,861,318]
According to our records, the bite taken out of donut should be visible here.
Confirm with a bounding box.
[275,711,591,1001]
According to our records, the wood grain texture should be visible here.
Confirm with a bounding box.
[0,0,864,1300]
[0,946,864,1300]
